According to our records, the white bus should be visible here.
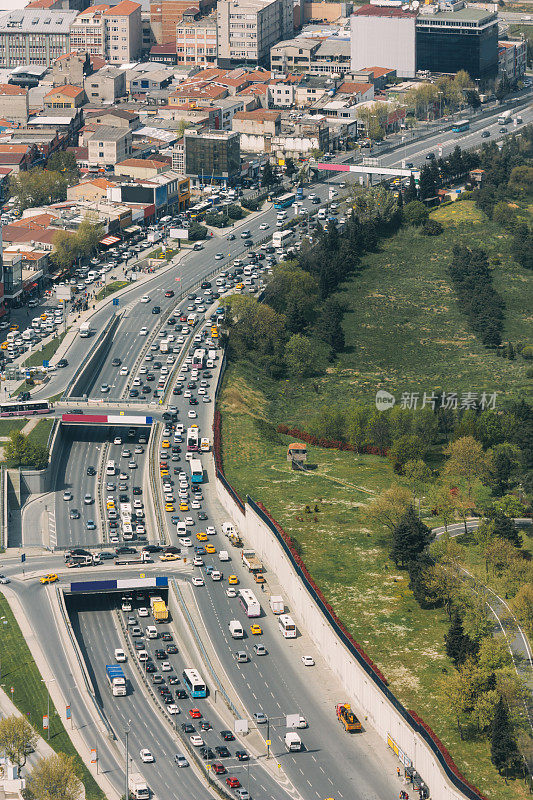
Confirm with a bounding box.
[106,460,116,476]
[182,668,207,698]
[192,348,206,369]
[278,614,296,638]
[272,229,294,249]
[239,588,261,618]
[187,426,199,452]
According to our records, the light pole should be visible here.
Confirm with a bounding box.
[41,678,55,740]
[125,720,131,800]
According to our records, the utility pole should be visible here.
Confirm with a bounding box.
[125,721,131,800]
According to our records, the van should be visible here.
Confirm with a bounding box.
[219,550,229,562]
[106,460,115,476]
[177,521,187,535]
[87,270,97,281]
[222,522,236,538]
[115,648,126,662]
[138,649,149,662]
[317,209,326,220]
[229,620,243,638]
[145,626,158,639]
[32,317,41,329]
[200,438,210,452]
[284,732,302,752]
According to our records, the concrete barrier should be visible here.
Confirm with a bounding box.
[66,314,122,399]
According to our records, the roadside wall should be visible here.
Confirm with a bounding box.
[67,314,122,398]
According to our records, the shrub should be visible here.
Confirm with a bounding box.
[241,197,260,212]
[422,219,444,236]
[403,200,429,226]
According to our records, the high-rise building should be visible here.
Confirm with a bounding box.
[0,9,78,69]
[70,0,142,64]
[217,0,293,68]
[176,9,217,66]
[184,129,240,183]
[150,0,215,45]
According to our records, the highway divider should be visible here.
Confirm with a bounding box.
[64,313,122,400]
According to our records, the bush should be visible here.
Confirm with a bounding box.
[521,345,533,360]
[241,197,260,212]
[422,219,444,236]
[403,200,429,226]
[188,221,208,241]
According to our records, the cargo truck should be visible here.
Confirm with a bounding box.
[241,549,263,573]
[498,110,512,125]
[150,595,169,622]
[159,339,169,353]
[105,664,126,696]
[129,773,150,800]
[269,595,284,614]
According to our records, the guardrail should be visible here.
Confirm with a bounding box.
[96,441,111,545]
[0,466,6,551]
[147,421,166,546]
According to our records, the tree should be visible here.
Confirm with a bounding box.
[492,201,517,229]
[404,458,432,515]
[187,221,208,241]
[284,158,296,178]
[465,89,481,109]
[3,431,49,470]
[390,507,433,568]
[422,219,443,236]
[508,165,533,193]
[445,610,476,666]
[408,552,440,608]
[24,753,82,800]
[478,637,513,673]
[8,168,67,211]
[403,174,418,203]
[428,482,456,533]
[495,73,511,104]
[261,162,277,188]
[492,512,522,548]
[491,697,520,774]
[348,403,370,453]
[75,216,104,258]
[285,333,320,378]
[460,593,494,643]
[491,493,526,518]
[0,716,37,775]
[444,436,491,498]
[512,583,533,637]
[366,485,412,533]
[403,200,429,226]
[418,166,438,200]
[47,150,79,181]
[51,230,77,271]
[388,435,425,473]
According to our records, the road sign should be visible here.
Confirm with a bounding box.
[42,360,49,368]
[113,298,119,306]
[42,715,49,730]
[140,573,145,579]
[66,705,71,720]
[21,553,25,563]
[266,740,271,746]
[25,371,30,379]
[206,764,211,771]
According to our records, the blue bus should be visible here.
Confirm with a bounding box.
[189,458,203,485]
[452,120,469,133]
[182,668,207,698]
[296,187,304,200]
[274,193,295,209]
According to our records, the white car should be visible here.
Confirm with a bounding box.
[185,516,194,526]
[190,735,204,747]
[119,367,129,375]
[193,557,204,566]
[139,327,149,336]
[181,538,192,547]
[167,704,180,715]
[301,656,315,667]
[206,526,216,536]
[215,253,224,260]
[161,661,172,671]
[202,396,211,403]
[0,575,10,585]
[140,295,151,303]
[191,500,200,510]
[63,491,73,501]
[188,410,197,419]
[140,749,154,763]
[113,437,122,445]
[226,588,237,598]
[192,576,204,587]
[138,607,149,617]
[211,571,222,581]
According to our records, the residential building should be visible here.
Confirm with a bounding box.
[184,128,240,183]
[175,10,218,66]
[84,65,126,103]
[114,157,170,179]
[232,108,281,135]
[149,41,178,64]
[43,84,87,109]
[150,0,215,45]
[299,0,352,24]
[268,78,297,107]
[6,64,48,88]
[51,50,92,86]
[498,39,527,81]
[351,4,417,79]
[0,143,39,173]
[67,175,115,201]
[107,169,190,210]
[125,66,174,94]
[168,81,228,104]
[270,36,351,74]
[0,84,28,124]
[416,2,498,79]
[87,125,133,166]
[85,109,140,129]
[171,139,184,171]
[0,9,78,69]
[217,0,293,68]
[70,0,142,64]
[234,114,329,156]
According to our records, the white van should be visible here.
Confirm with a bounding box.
[138,649,149,662]
[106,460,116,476]
[32,317,41,329]
[219,550,229,562]
[87,270,98,282]
[177,521,187,535]
[317,208,327,220]
[145,626,158,639]
[222,522,236,538]
[229,620,243,638]
[114,648,126,662]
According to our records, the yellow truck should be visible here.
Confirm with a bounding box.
[150,595,168,622]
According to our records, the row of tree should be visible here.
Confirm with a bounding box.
[51,218,103,272]
[4,430,49,470]
[8,152,79,212]
[448,245,504,348]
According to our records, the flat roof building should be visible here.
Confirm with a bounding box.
[351,4,417,79]
[184,128,240,183]
[0,9,78,69]
[217,0,293,68]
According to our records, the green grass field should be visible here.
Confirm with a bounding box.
[0,595,104,800]
[26,418,54,449]
[23,334,67,369]
[0,419,27,438]
[95,280,129,302]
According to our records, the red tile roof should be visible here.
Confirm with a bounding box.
[0,84,26,96]
[104,0,141,15]
[45,85,85,99]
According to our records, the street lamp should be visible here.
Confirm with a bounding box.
[125,719,131,800]
[41,678,55,740]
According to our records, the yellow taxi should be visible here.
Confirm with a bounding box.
[160,553,180,561]
[228,575,238,585]
[161,439,170,448]
[205,544,216,554]
[106,500,115,510]
[210,328,219,339]
[196,531,208,541]
[165,503,175,512]
[179,502,189,512]
[190,423,198,429]
[250,624,262,635]
[254,573,266,584]
[40,574,58,585]
[235,283,244,290]
[160,469,169,477]
[9,323,19,331]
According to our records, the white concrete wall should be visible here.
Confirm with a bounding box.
[214,466,482,800]
[350,14,416,79]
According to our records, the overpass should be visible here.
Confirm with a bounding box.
[310,159,420,179]
[61,413,153,426]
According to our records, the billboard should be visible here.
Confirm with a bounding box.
[169,227,189,240]
[55,285,72,301]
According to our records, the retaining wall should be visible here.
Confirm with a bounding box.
[67,314,122,398]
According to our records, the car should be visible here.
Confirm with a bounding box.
[165,290,175,297]
[192,576,204,587]
[253,644,267,656]
[250,624,262,635]
[198,511,208,521]
[235,789,250,800]
[481,130,491,138]
[57,358,68,368]
[174,753,189,767]
[167,704,180,715]
[86,519,96,530]
[176,689,188,699]
[138,607,149,617]
[425,152,435,160]
[181,722,195,734]
[215,745,231,758]
[301,655,315,666]
[86,466,96,476]
[253,712,267,724]
[139,327,148,336]
[215,253,224,260]
[161,661,172,671]
[226,587,237,598]
[200,720,212,732]
[205,544,215,554]
[69,508,80,520]
[499,127,508,134]
[140,295,151,303]
[63,490,73,501]
[166,644,178,654]
[259,222,269,230]
[190,735,204,747]
[226,777,241,788]
[212,763,226,775]
[140,749,154,763]
[228,575,238,585]
[40,573,58,584]
[189,708,202,718]
[235,751,249,761]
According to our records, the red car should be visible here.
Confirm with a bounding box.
[212,763,226,775]
[180,315,187,322]
[226,777,240,789]
[164,290,174,297]
[189,708,202,719]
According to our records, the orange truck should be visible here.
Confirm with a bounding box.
[336,703,361,732]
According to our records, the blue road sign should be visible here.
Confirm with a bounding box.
[21,553,25,563]
[113,298,119,306]
[42,360,49,368]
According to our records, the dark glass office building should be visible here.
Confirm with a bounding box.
[184,130,241,184]
[416,6,498,79]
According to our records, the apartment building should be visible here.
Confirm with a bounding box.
[150,0,215,45]
[0,9,78,69]
[217,0,293,68]
[84,65,126,103]
[0,84,29,123]
[176,10,218,66]
[87,125,133,166]
[51,50,92,86]
[498,39,527,81]
[70,0,141,64]
[43,83,87,108]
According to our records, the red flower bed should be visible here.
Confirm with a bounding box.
[276,425,388,456]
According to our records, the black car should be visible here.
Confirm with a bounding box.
[165,546,181,555]
[133,486,142,495]
[162,694,174,704]
[87,466,96,476]
[201,748,215,761]
[235,751,249,761]
[405,162,414,169]
[220,730,234,741]
[176,689,187,699]
[146,373,155,381]
[201,281,212,289]
[200,720,211,731]
[129,389,139,398]
[119,494,129,503]
[153,361,162,369]
[142,545,163,553]
[172,446,181,454]
[69,509,80,520]
[189,398,198,406]
[142,385,151,393]
[198,512,208,521]
[161,632,173,641]
[162,412,173,420]
[215,746,230,758]
[98,551,115,560]
[134,641,144,650]
[152,306,161,314]
[145,663,156,673]
[167,644,178,654]
[181,723,195,733]
[425,152,435,160]
[57,358,68,368]
[481,131,491,138]
[115,546,136,555]
[155,649,166,660]
[111,358,122,367]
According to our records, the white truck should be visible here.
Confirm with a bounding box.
[241,549,263,573]
[498,110,512,125]
[129,773,150,800]
[222,522,237,538]
[229,620,244,638]
[269,595,284,615]
[147,230,162,243]
[105,665,126,696]
[284,732,302,752]
[159,339,169,353]
[79,321,92,338]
